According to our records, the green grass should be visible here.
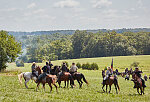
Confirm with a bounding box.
[0,55,150,102]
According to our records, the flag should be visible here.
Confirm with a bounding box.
[111,58,113,71]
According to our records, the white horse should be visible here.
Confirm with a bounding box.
[18,71,38,88]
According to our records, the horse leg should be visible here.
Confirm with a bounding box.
[80,80,83,88]
[58,81,62,88]
[140,87,143,95]
[43,83,45,92]
[143,87,144,94]
[25,79,30,89]
[137,87,140,94]
[36,83,40,91]
[53,83,58,93]
[48,83,52,93]
[67,80,69,88]
[77,79,81,88]
[114,84,118,94]
[102,84,105,92]
[106,85,108,93]
[64,81,66,88]
[109,85,111,93]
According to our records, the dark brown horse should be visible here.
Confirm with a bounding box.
[35,66,58,93]
[102,71,120,94]
[71,72,88,88]
[57,72,74,88]
[132,73,145,95]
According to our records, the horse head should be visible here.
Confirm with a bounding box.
[36,66,42,75]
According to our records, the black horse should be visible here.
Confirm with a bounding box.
[71,72,88,88]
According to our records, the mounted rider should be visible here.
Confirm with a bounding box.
[133,67,146,88]
[57,62,68,81]
[36,62,50,83]
[69,63,78,74]
[103,67,113,81]
[49,60,53,71]
[31,62,38,78]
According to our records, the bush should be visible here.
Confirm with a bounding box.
[76,62,82,69]
[82,64,86,70]
[82,63,91,70]
[131,62,140,67]
[91,63,99,70]
[16,60,24,67]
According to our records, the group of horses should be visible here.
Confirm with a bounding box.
[102,69,147,95]
[18,65,88,93]
[18,65,147,95]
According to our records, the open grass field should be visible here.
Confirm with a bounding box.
[0,55,150,102]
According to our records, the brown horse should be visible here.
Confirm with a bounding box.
[57,72,74,88]
[132,73,145,95]
[102,71,120,94]
[71,72,88,88]
[35,66,58,93]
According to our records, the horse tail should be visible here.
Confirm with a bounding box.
[18,72,25,84]
[114,78,120,91]
[81,73,88,85]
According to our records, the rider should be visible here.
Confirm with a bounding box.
[125,68,128,74]
[31,62,38,78]
[49,60,53,71]
[36,62,50,83]
[133,67,146,88]
[69,63,78,74]
[57,62,68,81]
[103,67,113,81]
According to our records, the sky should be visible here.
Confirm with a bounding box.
[0,0,150,31]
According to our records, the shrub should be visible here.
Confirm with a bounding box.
[82,64,86,70]
[85,63,91,70]
[76,62,82,69]
[16,60,24,67]
[91,63,99,70]
[131,62,140,68]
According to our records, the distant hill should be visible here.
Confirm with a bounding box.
[8,28,150,36]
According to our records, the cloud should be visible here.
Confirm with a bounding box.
[0,8,18,12]
[53,0,80,8]
[92,0,112,8]
[27,3,36,9]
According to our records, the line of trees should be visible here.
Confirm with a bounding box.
[18,30,150,63]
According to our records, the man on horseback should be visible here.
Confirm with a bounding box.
[69,63,78,74]
[133,67,146,88]
[36,62,50,83]
[57,62,68,81]
[49,60,53,70]
[103,67,113,82]
[31,62,38,78]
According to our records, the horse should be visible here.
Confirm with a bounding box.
[57,72,74,88]
[35,66,58,93]
[102,71,120,94]
[18,71,38,89]
[132,73,145,95]
[71,72,88,88]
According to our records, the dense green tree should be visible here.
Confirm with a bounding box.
[0,31,22,71]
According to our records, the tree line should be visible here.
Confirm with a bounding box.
[18,30,150,63]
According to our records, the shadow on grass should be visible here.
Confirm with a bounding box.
[97,91,113,94]
[128,93,140,96]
